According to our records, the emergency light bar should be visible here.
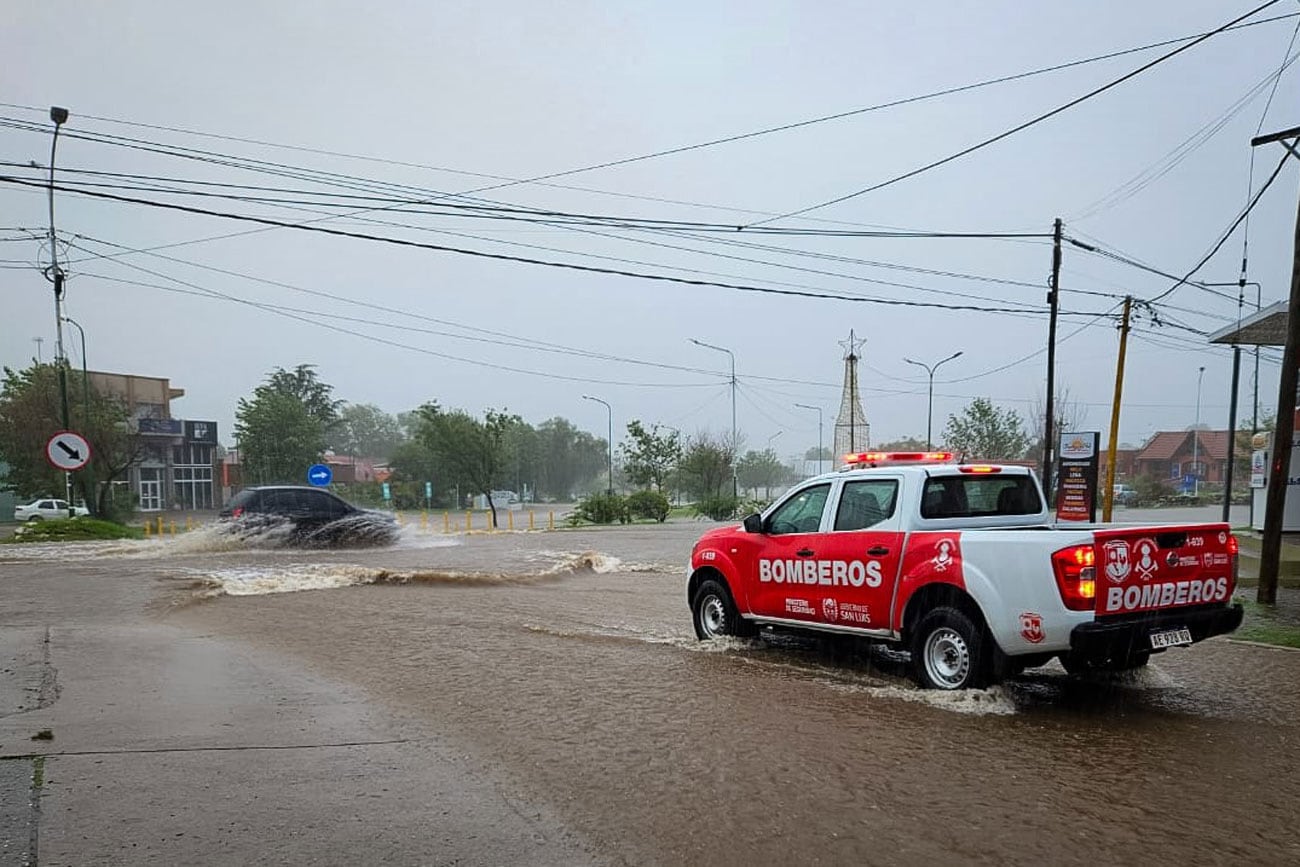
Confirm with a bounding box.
[844,451,954,467]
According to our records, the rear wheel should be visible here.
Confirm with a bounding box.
[27,515,43,522]
[691,579,751,640]
[910,607,993,690]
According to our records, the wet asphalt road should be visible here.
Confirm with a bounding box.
[2,518,1298,866]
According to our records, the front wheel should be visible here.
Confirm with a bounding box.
[691,579,751,640]
[910,607,994,690]
[26,515,43,522]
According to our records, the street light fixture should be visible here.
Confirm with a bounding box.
[582,395,614,495]
[904,351,963,449]
[794,404,824,475]
[63,316,89,426]
[689,338,737,499]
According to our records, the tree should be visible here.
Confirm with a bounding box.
[876,436,929,451]
[737,449,786,498]
[330,403,405,460]
[265,365,342,431]
[235,390,326,484]
[532,417,606,500]
[677,431,735,500]
[413,404,522,526]
[1027,385,1086,465]
[0,363,145,518]
[943,398,1031,460]
[619,420,682,493]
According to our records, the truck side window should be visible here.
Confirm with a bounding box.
[833,480,898,531]
[767,484,831,535]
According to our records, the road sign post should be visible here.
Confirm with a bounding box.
[306,463,333,487]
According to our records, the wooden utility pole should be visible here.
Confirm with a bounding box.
[1043,218,1063,497]
[1252,126,1300,605]
[1102,296,1133,523]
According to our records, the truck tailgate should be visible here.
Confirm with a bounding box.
[1093,523,1236,616]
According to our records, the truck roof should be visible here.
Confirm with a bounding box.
[800,462,1036,485]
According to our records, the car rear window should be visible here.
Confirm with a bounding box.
[920,474,1041,519]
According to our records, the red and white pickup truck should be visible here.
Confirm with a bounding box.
[687,452,1243,689]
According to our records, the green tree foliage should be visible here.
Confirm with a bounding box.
[532,417,607,500]
[264,365,342,430]
[0,363,145,518]
[876,436,929,451]
[943,398,1031,461]
[737,449,786,497]
[235,389,326,484]
[627,489,670,522]
[329,403,405,460]
[619,420,682,493]
[576,491,630,524]
[677,431,735,500]
[413,404,522,526]
[803,445,833,461]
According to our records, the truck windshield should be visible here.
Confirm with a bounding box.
[920,474,1041,519]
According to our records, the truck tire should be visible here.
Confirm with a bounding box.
[691,579,752,640]
[910,606,993,690]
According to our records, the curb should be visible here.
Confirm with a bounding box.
[1224,638,1300,653]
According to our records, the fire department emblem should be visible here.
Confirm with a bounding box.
[1133,538,1159,581]
[932,538,955,571]
[1019,612,1045,644]
[1103,540,1131,584]
[822,598,839,622]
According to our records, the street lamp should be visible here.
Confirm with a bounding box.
[766,431,783,451]
[794,404,824,475]
[689,338,737,499]
[904,351,963,449]
[582,395,613,495]
[46,105,75,518]
[1193,366,1206,497]
[63,316,89,426]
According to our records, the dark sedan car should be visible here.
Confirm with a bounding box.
[219,486,397,545]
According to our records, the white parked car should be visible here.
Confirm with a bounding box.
[14,498,90,521]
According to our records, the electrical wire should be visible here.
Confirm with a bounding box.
[0,175,1117,317]
[749,0,1288,226]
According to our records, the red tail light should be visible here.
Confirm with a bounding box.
[232,506,244,518]
[1226,534,1239,556]
[1053,544,1097,611]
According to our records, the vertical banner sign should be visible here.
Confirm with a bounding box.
[424,481,433,507]
[1056,431,1100,523]
[382,482,392,501]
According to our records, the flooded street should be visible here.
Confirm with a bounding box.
[3,523,1299,865]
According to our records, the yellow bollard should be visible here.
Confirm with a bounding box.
[156,515,164,535]
[465,510,472,531]
[529,511,535,531]
[444,511,450,534]
[421,511,428,530]
[548,510,555,530]
[143,521,151,538]
[396,511,404,526]
[185,515,192,532]
[169,520,176,536]
[508,510,514,531]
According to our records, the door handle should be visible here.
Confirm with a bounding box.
[796,548,815,557]
[867,546,890,556]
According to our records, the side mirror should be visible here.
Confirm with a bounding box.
[742,513,764,534]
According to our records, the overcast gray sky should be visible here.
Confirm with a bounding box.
[3,0,1297,460]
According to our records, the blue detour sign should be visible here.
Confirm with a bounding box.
[307,464,333,487]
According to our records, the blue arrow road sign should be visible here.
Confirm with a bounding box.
[307,463,333,486]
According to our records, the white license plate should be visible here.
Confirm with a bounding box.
[1150,627,1193,649]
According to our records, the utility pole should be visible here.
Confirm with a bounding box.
[1251,125,1300,605]
[45,106,74,518]
[32,337,43,363]
[795,403,823,475]
[1223,335,1241,523]
[1043,217,1063,499]
[1206,280,1261,525]
[1193,366,1206,497]
[1102,296,1133,523]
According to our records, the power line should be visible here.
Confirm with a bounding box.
[3,10,1296,213]
[748,0,1289,226]
[0,175,1113,316]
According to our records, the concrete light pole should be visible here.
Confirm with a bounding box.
[904,351,963,449]
[46,105,75,517]
[795,403,824,475]
[689,338,737,499]
[582,395,613,495]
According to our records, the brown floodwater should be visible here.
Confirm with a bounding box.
[4,521,1298,865]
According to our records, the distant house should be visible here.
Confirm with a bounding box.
[1098,447,1139,482]
[323,454,380,484]
[1133,430,1232,484]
